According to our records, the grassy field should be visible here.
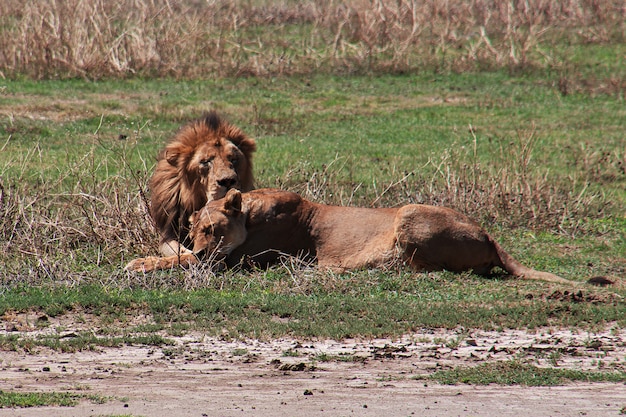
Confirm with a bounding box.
[0,0,625,393]
[1,72,624,338]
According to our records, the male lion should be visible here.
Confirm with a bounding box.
[126,188,573,285]
[149,112,256,256]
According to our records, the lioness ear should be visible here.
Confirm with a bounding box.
[189,211,197,225]
[224,189,242,213]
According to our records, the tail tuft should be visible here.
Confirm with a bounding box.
[587,276,614,287]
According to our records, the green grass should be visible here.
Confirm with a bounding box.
[0,331,175,353]
[2,73,625,196]
[429,361,626,386]
[0,391,109,408]
[0,280,623,343]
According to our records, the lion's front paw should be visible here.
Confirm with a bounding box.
[124,256,160,272]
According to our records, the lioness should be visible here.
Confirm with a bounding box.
[126,188,573,284]
[149,112,256,256]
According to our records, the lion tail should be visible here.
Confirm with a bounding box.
[491,238,575,285]
[124,253,199,273]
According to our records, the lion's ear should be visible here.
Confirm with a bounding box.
[164,142,192,166]
[165,149,180,166]
[236,136,257,158]
[189,211,198,225]
[224,189,242,213]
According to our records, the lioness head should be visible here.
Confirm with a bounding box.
[189,189,247,258]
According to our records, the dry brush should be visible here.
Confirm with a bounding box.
[0,0,624,79]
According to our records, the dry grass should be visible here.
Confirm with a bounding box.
[1,0,624,80]
[0,146,157,285]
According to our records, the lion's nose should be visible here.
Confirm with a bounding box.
[217,176,237,189]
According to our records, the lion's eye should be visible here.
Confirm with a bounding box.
[229,156,239,167]
[199,157,214,167]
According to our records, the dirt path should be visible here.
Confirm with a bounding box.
[1,322,625,416]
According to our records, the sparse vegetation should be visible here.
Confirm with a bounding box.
[1,280,624,341]
[430,361,626,386]
[0,391,109,408]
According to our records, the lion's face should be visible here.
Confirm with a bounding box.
[189,189,247,258]
[186,139,250,202]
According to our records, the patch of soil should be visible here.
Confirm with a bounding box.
[546,289,621,303]
[1,314,625,417]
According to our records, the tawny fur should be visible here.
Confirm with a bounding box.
[149,112,255,256]
[127,189,573,285]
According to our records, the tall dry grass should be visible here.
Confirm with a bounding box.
[0,146,157,285]
[0,0,624,79]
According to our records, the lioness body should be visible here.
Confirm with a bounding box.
[149,112,256,256]
[127,189,571,284]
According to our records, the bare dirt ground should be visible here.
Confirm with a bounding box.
[1,312,625,417]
